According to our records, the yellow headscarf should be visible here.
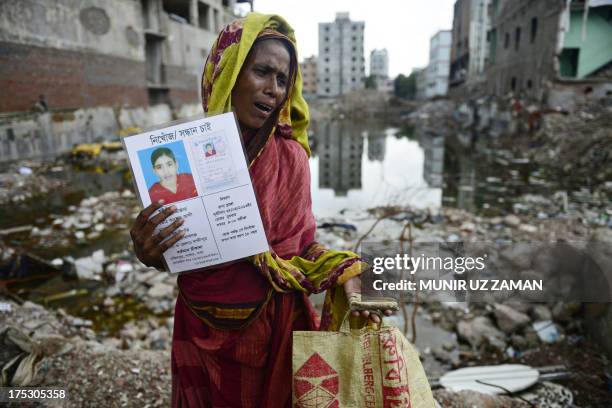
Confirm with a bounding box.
[201,12,310,156]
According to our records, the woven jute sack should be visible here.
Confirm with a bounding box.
[292,321,435,408]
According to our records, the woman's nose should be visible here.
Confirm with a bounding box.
[265,77,280,98]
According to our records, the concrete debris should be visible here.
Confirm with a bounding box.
[457,317,507,350]
[494,304,531,334]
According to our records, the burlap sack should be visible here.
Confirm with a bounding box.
[293,320,435,407]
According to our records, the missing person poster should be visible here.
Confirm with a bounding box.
[122,112,269,273]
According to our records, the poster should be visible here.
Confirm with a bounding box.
[122,112,269,273]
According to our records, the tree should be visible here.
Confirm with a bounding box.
[364,75,377,89]
[394,72,418,99]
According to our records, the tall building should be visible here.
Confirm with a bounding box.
[0,0,241,113]
[486,0,612,107]
[300,56,318,96]
[425,30,452,98]
[317,12,365,97]
[449,0,490,89]
[414,68,428,100]
[370,49,389,79]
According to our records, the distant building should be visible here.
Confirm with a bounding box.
[370,48,391,91]
[486,0,612,107]
[318,12,365,97]
[449,0,490,90]
[414,68,428,100]
[300,56,318,96]
[370,49,389,79]
[425,30,452,98]
[0,0,242,113]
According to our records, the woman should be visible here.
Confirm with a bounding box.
[148,147,197,204]
[130,12,391,407]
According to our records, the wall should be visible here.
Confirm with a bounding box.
[562,7,612,79]
[485,0,563,99]
[0,0,147,112]
[0,0,144,61]
[0,103,200,162]
[0,42,148,112]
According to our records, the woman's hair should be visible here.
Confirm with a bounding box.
[151,147,176,167]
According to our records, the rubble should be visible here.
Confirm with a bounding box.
[493,304,531,334]
[0,163,67,205]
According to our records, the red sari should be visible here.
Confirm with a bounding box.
[172,134,318,407]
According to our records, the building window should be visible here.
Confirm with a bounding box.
[352,36,356,41]
[325,36,329,42]
[325,57,329,62]
[510,77,517,91]
[504,32,510,49]
[559,48,579,77]
[530,17,538,43]
[352,46,356,51]
[325,78,329,82]
[352,25,357,31]
[325,26,329,32]
[198,3,210,30]
[325,87,330,93]
[526,79,533,89]
[352,77,356,82]
[325,47,329,52]
[515,27,521,50]
[352,57,356,62]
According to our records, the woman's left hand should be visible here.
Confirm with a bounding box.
[343,276,394,324]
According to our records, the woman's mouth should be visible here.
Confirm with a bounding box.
[254,102,273,115]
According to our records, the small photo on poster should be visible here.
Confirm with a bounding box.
[190,132,238,193]
[137,140,198,205]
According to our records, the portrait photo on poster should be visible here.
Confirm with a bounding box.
[137,140,198,205]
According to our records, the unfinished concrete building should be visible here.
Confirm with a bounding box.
[0,0,249,113]
[449,0,491,91]
[486,0,612,107]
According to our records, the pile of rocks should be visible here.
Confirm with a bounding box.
[0,300,171,407]
[0,163,66,205]
[28,190,138,250]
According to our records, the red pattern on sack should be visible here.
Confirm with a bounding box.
[294,353,339,408]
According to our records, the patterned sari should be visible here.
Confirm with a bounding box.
[171,13,364,407]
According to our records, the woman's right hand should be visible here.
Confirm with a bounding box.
[130,200,185,270]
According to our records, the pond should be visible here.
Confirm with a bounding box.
[308,120,442,217]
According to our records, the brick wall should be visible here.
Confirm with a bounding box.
[0,42,149,113]
[164,64,200,108]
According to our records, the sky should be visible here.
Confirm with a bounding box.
[237,0,456,77]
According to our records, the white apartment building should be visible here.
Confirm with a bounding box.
[317,12,365,97]
[425,30,452,98]
[370,48,389,78]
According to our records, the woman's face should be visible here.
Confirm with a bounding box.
[231,39,291,131]
[153,154,178,185]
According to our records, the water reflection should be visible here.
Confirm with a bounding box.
[316,121,364,196]
[309,120,442,217]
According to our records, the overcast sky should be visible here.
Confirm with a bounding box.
[238,0,456,77]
